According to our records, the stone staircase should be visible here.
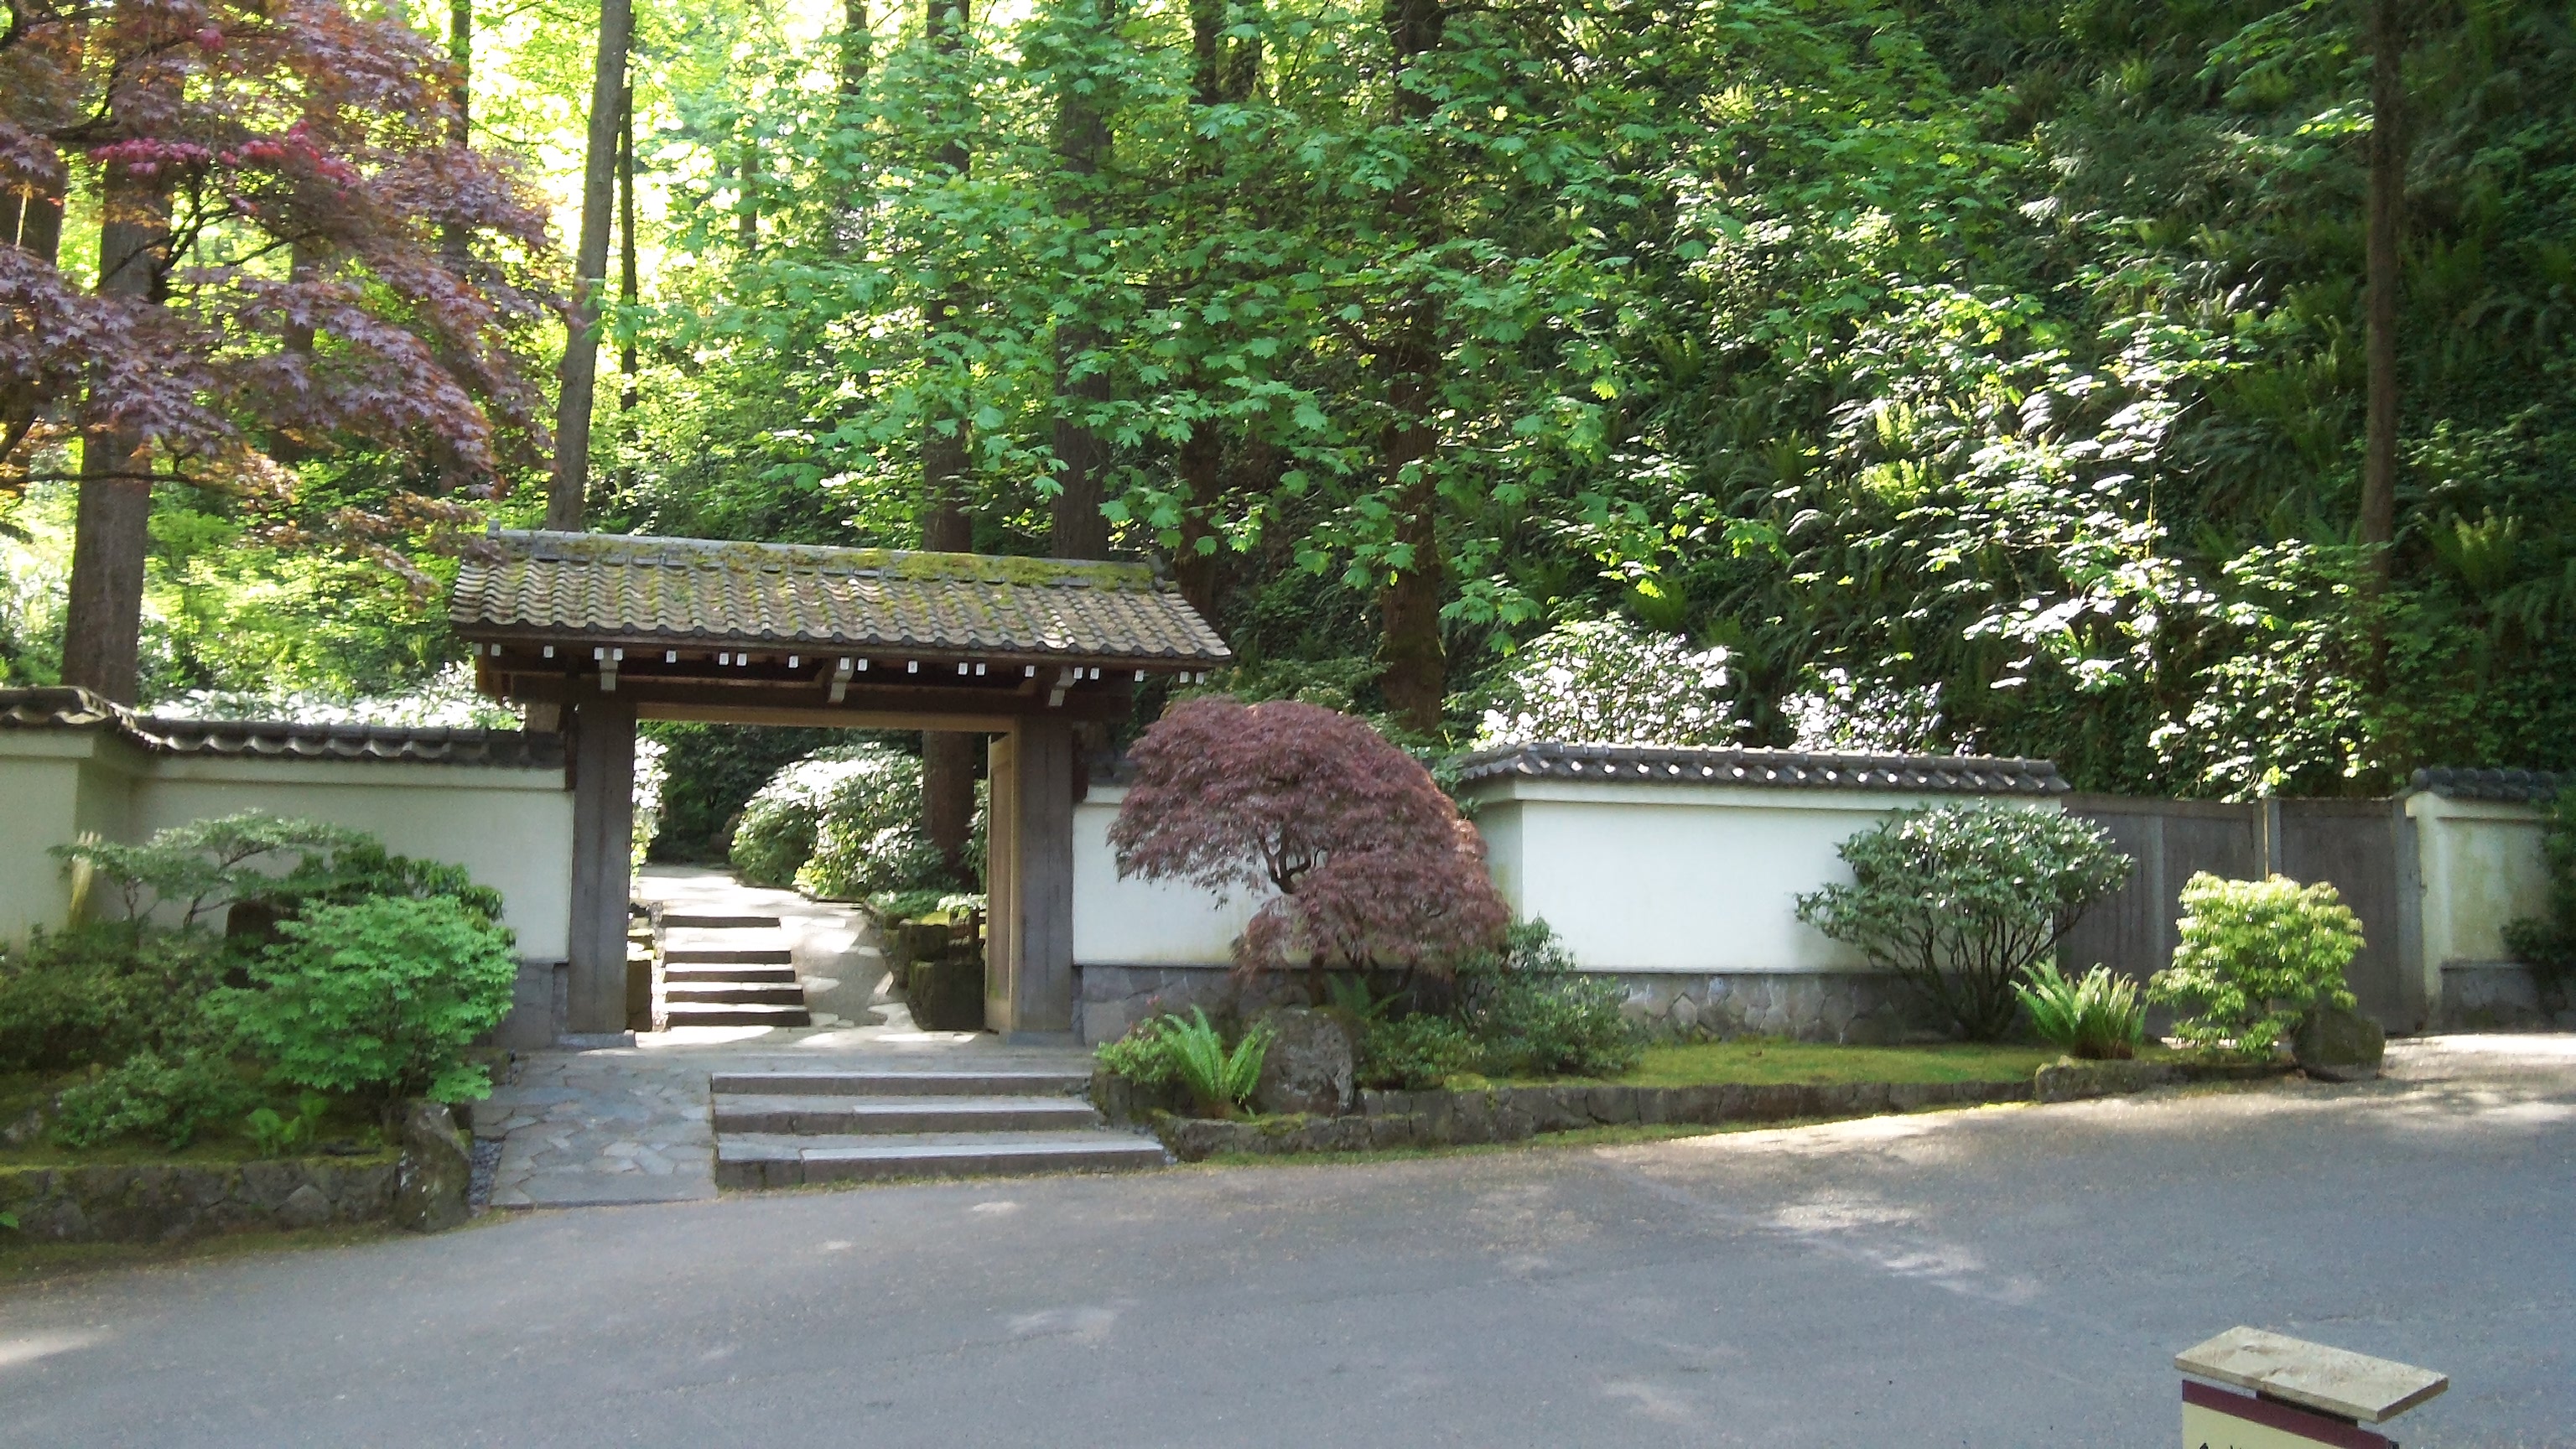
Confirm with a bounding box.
[660,912,812,1029]
[712,1068,1168,1187]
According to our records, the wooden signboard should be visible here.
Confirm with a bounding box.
[2184,1381,2394,1449]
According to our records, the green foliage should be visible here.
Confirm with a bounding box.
[51,813,502,932]
[1452,921,1643,1078]
[226,896,521,1108]
[730,745,973,899]
[1797,804,2132,1041]
[0,925,230,1074]
[1095,1010,1271,1117]
[641,723,846,864]
[244,1092,333,1158]
[2151,874,2364,1053]
[2013,962,2147,1061]
[1354,1015,1480,1091]
[49,1052,259,1151]
[2502,789,2576,982]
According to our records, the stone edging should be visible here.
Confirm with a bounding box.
[1147,1058,2293,1162]
[1,1156,402,1244]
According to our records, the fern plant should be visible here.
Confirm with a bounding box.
[2015,962,2146,1060]
[1163,1010,1272,1119]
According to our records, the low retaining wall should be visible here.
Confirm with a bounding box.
[1,1156,401,1244]
[1145,1057,2293,1161]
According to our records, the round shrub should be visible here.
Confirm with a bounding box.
[226,894,520,1108]
[2151,873,2363,1053]
[730,745,964,898]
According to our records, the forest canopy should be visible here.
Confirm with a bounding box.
[4,0,2571,798]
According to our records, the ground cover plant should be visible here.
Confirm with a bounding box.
[2151,874,2365,1053]
[1797,803,2132,1041]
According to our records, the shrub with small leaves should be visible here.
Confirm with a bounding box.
[2151,874,2363,1053]
[226,895,520,1109]
[0,924,229,1074]
[1355,1015,1481,1089]
[49,1052,258,1150]
[2502,788,2576,984]
[1796,803,2132,1041]
[1453,920,1641,1078]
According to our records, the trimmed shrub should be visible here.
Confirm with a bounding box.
[2150,873,2363,1053]
[1796,802,2132,1041]
[1110,697,1509,991]
[1453,920,1641,1078]
[1355,1015,1480,1090]
[0,924,229,1073]
[226,894,520,1108]
[49,1052,258,1150]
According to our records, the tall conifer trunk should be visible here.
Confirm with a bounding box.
[921,0,978,876]
[1374,0,1446,734]
[1170,0,1259,620]
[60,158,171,703]
[2360,0,2404,586]
[548,0,633,528]
[1047,0,1115,562]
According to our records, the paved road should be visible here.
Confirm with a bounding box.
[5,1036,2570,1447]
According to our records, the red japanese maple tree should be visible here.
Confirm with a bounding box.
[1,0,555,700]
[1109,697,1510,993]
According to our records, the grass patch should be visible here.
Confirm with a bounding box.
[1469,1039,2056,1091]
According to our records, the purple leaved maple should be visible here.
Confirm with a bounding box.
[1109,696,1509,989]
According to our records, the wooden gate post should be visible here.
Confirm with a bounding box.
[986,717,1075,1041]
[565,687,637,1037]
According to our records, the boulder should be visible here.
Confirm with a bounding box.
[1253,1008,1356,1117]
[2294,1005,2386,1083]
[394,1101,474,1233]
[274,1182,333,1230]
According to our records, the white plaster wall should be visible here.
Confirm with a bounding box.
[2406,793,2550,984]
[132,757,574,961]
[0,734,143,945]
[1072,784,1258,966]
[1469,780,2064,974]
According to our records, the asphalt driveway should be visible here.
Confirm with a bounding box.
[4,1036,2570,1447]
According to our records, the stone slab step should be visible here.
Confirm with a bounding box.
[665,945,795,966]
[711,1069,1092,1098]
[717,1130,1166,1187]
[664,962,797,984]
[668,982,808,1006]
[715,1093,1102,1135]
[662,1003,812,1028]
[662,912,781,929]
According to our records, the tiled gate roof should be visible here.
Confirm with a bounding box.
[449,531,1233,667]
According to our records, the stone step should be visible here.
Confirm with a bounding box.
[714,1093,1102,1135]
[667,982,808,1007]
[711,1069,1092,1098]
[664,962,797,984]
[717,1130,1166,1187]
[665,945,795,965]
[662,912,781,929]
[662,1002,812,1028]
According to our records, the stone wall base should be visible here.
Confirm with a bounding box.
[1075,963,1943,1046]
[1,1156,401,1244]
[2438,962,2576,1031]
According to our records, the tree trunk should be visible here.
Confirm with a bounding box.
[2359,0,2403,587]
[1167,0,1260,617]
[60,163,172,704]
[442,0,471,271]
[921,0,979,876]
[841,0,872,95]
[736,128,760,254]
[1048,0,1116,562]
[1374,0,1446,735]
[548,0,633,530]
[619,80,639,413]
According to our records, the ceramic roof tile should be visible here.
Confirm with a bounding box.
[0,687,563,767]
[2407,766,2563,802]
[1449,740,2070,796]
[448,530,1233,666]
